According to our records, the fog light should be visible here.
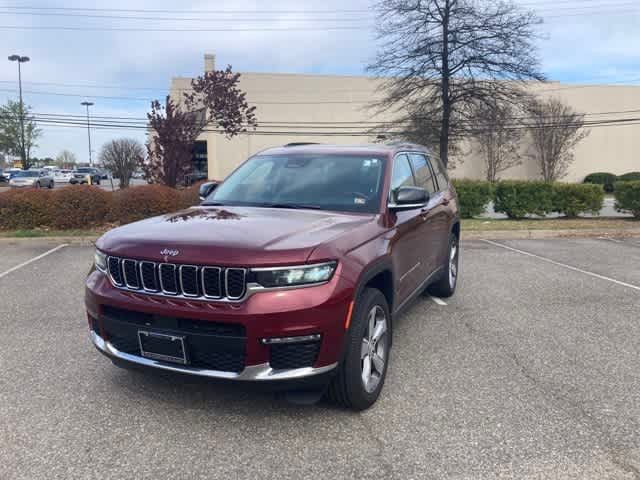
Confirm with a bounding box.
[261,334,321,345]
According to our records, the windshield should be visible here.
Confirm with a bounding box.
[76,168,92,173]
[205,153,386,213]
[14,171,39,178]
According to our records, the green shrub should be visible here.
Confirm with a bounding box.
[0,189,53,229]
[493,181,554,219]
[50,186,112,229]
[618,172,640,182]
[552,183,604,218]
[108,185,182,225]
[583,172,617,193]
[614,181,640,219]
[452,179,493,218]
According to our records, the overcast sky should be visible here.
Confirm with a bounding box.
[1,0,638,162]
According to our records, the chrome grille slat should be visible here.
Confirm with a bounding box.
[122,259,140,289]
[225,268,247,300]
[159,263,178,295]
[105,257,247,302]
[201,267,222,299]
[139,261,158,292]
[179,265,200,297]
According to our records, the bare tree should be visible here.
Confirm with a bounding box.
[526,97,589,182]
[368,0,544,167]
[100,138,145,188]
[56,149,77,169]
[470,101,525,182]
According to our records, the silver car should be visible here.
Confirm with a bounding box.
[9,169,55,189]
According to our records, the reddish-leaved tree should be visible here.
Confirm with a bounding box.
[143,65,257,187]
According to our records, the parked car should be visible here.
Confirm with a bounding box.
[54,169,74,183]
[3,168,22,181]
[9,169,55,189]
[86,142,459,410]
[70,167,101,185]
[0,168,5,183]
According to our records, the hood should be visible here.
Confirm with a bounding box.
[97,206,379,266]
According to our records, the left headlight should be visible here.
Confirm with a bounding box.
[94,249,107,273]
[252,262,337,288]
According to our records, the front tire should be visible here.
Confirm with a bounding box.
[326,288,391,411]
[427,233,459,298]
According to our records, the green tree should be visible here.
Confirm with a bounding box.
[0,100,42,169]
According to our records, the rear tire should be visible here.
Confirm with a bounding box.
[427,233,459,298]
[326,288,391,411]
[35,182,40,189]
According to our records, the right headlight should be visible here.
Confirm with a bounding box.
[252,262,337,288]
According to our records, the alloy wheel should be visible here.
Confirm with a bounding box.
[449,238,459,289]
[361,305,388,393]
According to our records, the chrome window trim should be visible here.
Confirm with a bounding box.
[201,266,222,299]
[225,268,247,300]
[158,263,179,295]
[138,261,159,292]
[178,264,200,298]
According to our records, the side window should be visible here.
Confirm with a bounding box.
[430,156,449,190]
[408,153,437,195]
[390,154,415,193]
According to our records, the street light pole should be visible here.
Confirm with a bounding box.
[81,101,94,166]
[8,54,30,168]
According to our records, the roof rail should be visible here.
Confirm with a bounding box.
[283,142,320,147]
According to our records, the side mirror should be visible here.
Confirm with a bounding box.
[199,181,219,201]
[389,186,429,211]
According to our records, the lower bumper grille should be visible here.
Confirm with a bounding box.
[99,307,246,373]
[269,341,321,370]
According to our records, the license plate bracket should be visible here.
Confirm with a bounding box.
[138,331,188,365]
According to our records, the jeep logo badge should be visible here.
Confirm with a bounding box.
[160,248,180,257]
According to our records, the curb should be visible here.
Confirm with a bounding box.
[0,236,98,246]
[462,228,640,240]
[2,229,640,245]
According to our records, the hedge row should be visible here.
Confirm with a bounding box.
[583,171,640,192]
[614,181,640,219]
[453,180,607,219]
[0,184,202,230]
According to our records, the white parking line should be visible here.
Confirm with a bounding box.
[598,236,622,243]
[482,239,640,292]
[430,296,447,306]
[0,244,69,280]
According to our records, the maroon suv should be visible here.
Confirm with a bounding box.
[86,143,459,410]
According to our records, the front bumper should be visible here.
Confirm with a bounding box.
[91,330,337,381]
[86,267,355,382]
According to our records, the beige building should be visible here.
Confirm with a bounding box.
[170,54,640,183]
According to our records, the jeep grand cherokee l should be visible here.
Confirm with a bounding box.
[86,143,460,410]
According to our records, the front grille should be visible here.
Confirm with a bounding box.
[106,256,247,301]
[100,307,246,373]
[269,341,321,370]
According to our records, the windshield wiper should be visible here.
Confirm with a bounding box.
[261,203,323,210]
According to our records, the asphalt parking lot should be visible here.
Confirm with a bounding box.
[1,237,639,479]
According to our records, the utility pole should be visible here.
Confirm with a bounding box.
[8,54,30,169]
[81,101,94,166]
